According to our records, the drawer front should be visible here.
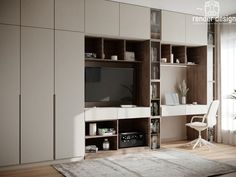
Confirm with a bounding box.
[186,105,209,115]
[118,107,150,119]
[161,105,186,117]
[85,108,117,121]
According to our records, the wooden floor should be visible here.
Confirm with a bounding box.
[0,141,236,177]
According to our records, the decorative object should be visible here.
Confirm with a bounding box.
[111,55,118,60]
[192,102,197,105]
[85,53,97,58]
[152,84,157,99]
[231,89,236,119]
[54,149,236,177]
[178,80,189,104]
[151,135,158,149]
[151,47,158,61]
[98,128,115,136]
[176,59,180,63]
[89,123,97,136]
[85,145,98,153]
[161,58,167,63]
[102,139,110,150]
[125,51,135,61]
[165,93,179,105]
[170,54,174,63]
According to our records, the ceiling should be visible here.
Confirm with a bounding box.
[111,0,236,16]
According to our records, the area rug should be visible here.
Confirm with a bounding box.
[53,149,236,177]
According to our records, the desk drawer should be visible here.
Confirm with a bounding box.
[161,105,186,117]
[186,105,209,115]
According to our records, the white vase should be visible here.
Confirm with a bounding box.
[181,96,186,104]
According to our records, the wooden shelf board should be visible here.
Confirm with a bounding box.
[85,134,118,139]
[85,58,142,63]
[151,116,161,119]
[151,79,160,82]
[160,63,197,67]
[151,98,160,101]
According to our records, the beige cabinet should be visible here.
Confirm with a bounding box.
[161,11,185,44]
[0,0,20,25]
[21,0,54,28]
[55,0,84,32]
[85,0,119,36]
[21,27,54,163]
[120,3,150,39]
[0,25,20,166]
[186,15,207,45]
[55,30,85,159]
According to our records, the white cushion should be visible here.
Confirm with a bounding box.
[186,122,207,131]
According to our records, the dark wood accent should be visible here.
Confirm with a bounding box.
[187,46,207,104]
[161,44,171,62]
[103,39,125,60]
[85,59,139,68]
[137,40,150,107]
[126,40,146,61]
[172,46,186,63]
[85,36,103,59]
[119,118,150,147]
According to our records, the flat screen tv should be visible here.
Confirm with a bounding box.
[85,67,135,107]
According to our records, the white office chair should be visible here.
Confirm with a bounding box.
[185,100,220,149]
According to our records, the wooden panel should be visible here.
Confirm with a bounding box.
[187,46,207,104]
[137,41,150,106]
[120,3,150,39]
[85,0,119,36]
[162,11,185,44]
[21,27,54,163]
[0,25,20,166]
[85,108,118,121]
[55,0,84,32]
[55,30,85,159]
[21,0,54,28]
[186,15,207,45]
[0,0,20,25]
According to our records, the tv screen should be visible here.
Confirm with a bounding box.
[85,67,135,106]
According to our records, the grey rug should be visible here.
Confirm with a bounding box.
[54,149,236,177]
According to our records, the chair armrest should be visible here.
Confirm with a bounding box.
[190,115,205,123]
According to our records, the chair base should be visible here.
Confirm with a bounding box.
[186,137,215,149]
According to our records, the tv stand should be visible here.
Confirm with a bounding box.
[84,107,152,156]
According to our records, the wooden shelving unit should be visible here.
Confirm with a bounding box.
[149,11,161,149]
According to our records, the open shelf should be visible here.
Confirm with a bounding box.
[104,39,125,60]
[86,134,118,139]
[85,36,103,59]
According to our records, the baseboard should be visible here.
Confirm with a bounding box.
[0,156,84,171]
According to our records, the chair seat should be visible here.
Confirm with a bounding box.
[186,122,207,131]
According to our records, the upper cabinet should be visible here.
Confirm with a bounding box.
[85,0,119,36]
[120,4,150,39]
[186,15,207,45]
[0,0,20,25]
[161,11,185,44]
[55,0,84,32]
[21,0,54,28]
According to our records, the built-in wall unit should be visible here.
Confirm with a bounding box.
[0,0,216,167]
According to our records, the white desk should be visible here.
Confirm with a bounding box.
[161,104,209,117]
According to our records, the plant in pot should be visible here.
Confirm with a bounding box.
[232,89,236,120]
[178,80,189,104]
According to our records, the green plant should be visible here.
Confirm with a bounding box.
[178,80,189,97]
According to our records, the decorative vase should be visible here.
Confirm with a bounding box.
[181,96,186,104]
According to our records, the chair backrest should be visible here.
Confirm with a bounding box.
[206,100,220,128]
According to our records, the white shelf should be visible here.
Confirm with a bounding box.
[160,63,197,67]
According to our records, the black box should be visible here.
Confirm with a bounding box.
[119,132,145,148]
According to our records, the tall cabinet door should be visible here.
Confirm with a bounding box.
[0,25,20,166]
[120,3,150,39]
[21,27,54,163]
[55,30,84,159]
